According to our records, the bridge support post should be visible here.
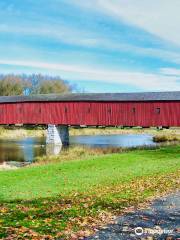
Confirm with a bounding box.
[46,124,69,145]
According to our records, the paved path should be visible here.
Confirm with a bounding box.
[87,192,180,240]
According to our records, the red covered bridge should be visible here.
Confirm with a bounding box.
[0,91,179,145]
[0,91,179,127]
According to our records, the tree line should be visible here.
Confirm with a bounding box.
[0,74,73,96]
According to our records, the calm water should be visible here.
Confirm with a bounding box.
[0,134,155,164]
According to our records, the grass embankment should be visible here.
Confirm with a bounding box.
[35,145,161,165]
[0,145,180,239]
[0,126,45,139]
[153,134,180,142]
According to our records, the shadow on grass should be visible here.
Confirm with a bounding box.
[0,172,178,238]
[0,188,146,238]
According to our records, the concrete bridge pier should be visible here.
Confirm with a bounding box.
[46,124,69,145]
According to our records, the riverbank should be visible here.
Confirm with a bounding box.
[0,126,45,139]
[0,145,179,239]
[0,161,31,171]
[34,144,170,165]
[153,134,180,142]
[0,162,18,170]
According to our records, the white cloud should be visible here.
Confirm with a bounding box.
[160,67,180,76]
[96,40,180,64]
[1,23,180,65]
[0,59,179,91]
[1,1,180,65]
[0,23,99,48]
[72,0,180,46]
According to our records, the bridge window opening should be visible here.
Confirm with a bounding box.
[132,107,136,113]
[64,107,68,113]
[155,107,161,114]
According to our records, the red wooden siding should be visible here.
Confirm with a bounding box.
[0,101,179,127]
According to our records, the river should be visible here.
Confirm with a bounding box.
[0,134,156,164]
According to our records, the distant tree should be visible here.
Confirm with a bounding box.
[0,75,27,96]
[0,74,72,96]
[28,74,72,94]
[37,80,71,94]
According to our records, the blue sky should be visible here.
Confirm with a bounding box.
[0,0,180,92]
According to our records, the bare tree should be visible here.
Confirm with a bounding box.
[0,74,72,96]
[29,75,72,94]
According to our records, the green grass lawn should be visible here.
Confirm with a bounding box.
[0,145,180,239]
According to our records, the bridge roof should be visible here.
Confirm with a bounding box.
[0,91,179,103]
